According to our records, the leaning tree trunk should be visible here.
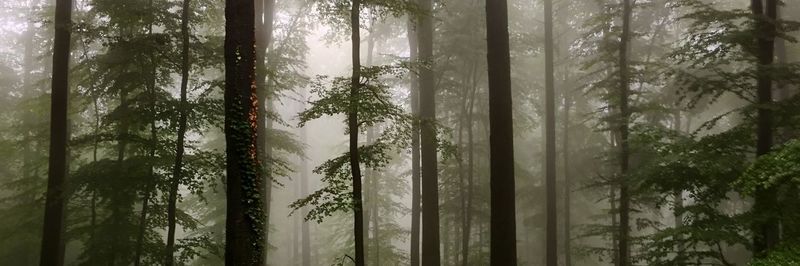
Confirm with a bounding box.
[617,0,633,264]
[349,0,366,265]
[165,0,192,264]
[407,16,422,266]
[750,0,779,256]
[224,0,264,263]
[40,0,72,265]
[485,0,518,264]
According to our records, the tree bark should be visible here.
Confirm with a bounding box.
[543,0,558,263]
[407,16,422,266]
[349,0,366,265]
[750,0,779,256]
[617,0,633,264]
[417,0,440,264]
[485,0,518,264]
[165,0,192,264]
[39,0,72,265]
[224,0,263,262]
[563,88,572,266]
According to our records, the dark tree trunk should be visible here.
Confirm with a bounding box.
[485,0,518,264]
[750,0,779,256]
[407,16,422,266]
[224,0,264,263]
[417,0,440,264]
[165,0,192,264]
[543,0,558,263]
[617,0,633,264]
[255,0,276,263]
[39,0,72,265]
[349,0,366,265]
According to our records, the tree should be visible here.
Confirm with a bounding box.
[165,0,191,264]
[417,0,440,264]
[485,0,517,264]
[750,0,779,256]
[543,0,557,263]
[617,0,633,264]
[255,0,276,262]
[407,17,421,266]
[39,0,72,265]
[224,0,264,263]
[349,0,366,265]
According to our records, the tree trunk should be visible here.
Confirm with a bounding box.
[617,0,633,264]
[255,0,276,263]
[462,62,477,266]
[750,0,779,256]
[349,0,366,265]
[563,88,572,266]
[485,0,518,264]
[224,0,263,262]
[39,0,71,265]
[407,16,422,266]
[417,0,440,263]
[543,0,558,263]
[301,118,311,266]
[165,0,192,264]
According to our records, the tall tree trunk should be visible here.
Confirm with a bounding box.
[750,0,779,256]
[543,0,558,263]
[485,0,518,264]
[461,62,477,266]
[301,117,311,266]
[165,0,192,264]
[134,13,159,266]
[224,0,263,263]
[255,0,276,263]
[563,89,572,266]
[349,0,366,265]
[407,16,422,266]
[40,0,72,265]
[617,0,633,264]
[418,0,440,263]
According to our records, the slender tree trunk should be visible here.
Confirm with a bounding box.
[418,0,440,263]
[407,16,422,266]
[349,0,366,265]
[485,0,518,264]
[40,0,71,265]
[617,0,633,264]
[461,62,477,266]
[563,89,572,266]
[610,186,619,266]
[750,0,779,256]
[165,0,192,264]
[301,117,311,266]
[255,0,276,263]
[543,0,558,263]
[224,0,263,262]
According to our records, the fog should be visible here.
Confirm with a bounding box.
[2,0,800,265]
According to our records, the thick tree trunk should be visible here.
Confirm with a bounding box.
[165,0,192,264]
[407,17,422,266]
[617,0,633,264]
[417,0,440,264]
[224,0,263,263]
[485,0,518,264]
[543,0,558,264]
[750,0,779,256]
[39,0,72,265]
[349,0,366,265]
